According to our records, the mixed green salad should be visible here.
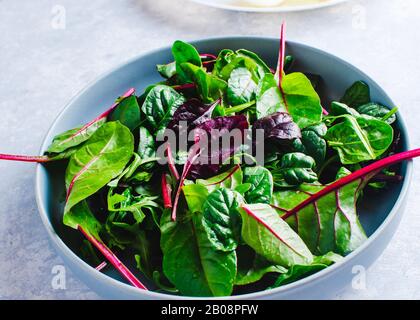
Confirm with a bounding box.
[1,30,413,297]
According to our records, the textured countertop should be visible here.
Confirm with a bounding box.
[1,0,420,300]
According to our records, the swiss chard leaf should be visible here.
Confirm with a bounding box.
[64,121,134,215]
[196,165,243,193]
[46,120,106,154]
[340,81,370,109]
[109,95,142,131]
[272,179,368,255]
[325,114,394,164]
[281,72,323,129]
[141,85,186,132]
[243,166,273,204]
[47,89,135,154]
[160,211,237,297]
[239,204,313,267]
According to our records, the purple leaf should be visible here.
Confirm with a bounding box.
[253,112,301,144]
[189,115,249,179]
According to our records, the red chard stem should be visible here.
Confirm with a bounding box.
[78,226,148,290]
[281,148,420,220]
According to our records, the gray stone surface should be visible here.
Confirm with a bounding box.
[0,0,419,299]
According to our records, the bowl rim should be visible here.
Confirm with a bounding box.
[189,0,350,13]
[35,36,413,300]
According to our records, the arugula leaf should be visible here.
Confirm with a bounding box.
[256,73,287,118]
[172,40,202,84]
[161,211,237,297]
[107,188,160,224]
[109,95,142,131]
[340,81,370,109]
[141,85,185,131]
[239,204,313,267]
[64,121,134,215]
[325,114,394,164]
[243,166,273,204]
[227,67,258,106]
[282,72,323,128]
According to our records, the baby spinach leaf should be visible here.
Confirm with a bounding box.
[256,73,287,118]
[330,101,360,117]
[201,188,241,252]
[141,85,185,131]
[109,95,142,131]
[276,153,318,185]
[272,179,368,255]
[181,62,227,103]
[172,40,202,84]
[227,67,258,106]
[64,121,134,215]
[357,103,397,124]
[272,252,342,287]
[282,72,323,128]
[161,211,237,297]
[64,200,102,238]
[325,114,394,164]
[212,49,235,76]
[292,123,327,167]
[138,126,156,167]
[243,166,273,204]
[157,61,176,79]
[340,81,370,109]
[239,204,313,267]
[236,49,271,78]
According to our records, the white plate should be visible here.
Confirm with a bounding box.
[190,0,350,12]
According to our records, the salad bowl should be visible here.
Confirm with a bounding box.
[35,36,412,299]
[190,0,350,13]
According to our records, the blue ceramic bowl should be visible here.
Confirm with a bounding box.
[35,37,412,299]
